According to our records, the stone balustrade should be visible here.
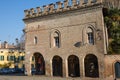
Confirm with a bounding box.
[24,0,103,19]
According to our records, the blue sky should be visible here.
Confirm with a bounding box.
[0,0,63,44]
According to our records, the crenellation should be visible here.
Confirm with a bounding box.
[63,0,70,11]
[30,8,37,17]
[24,10,30,18]
[96,0,102,4]
[78,0,84,7]
[71,0,78,9]
[56,1,63,12]
[43,5,49,15]
[49,3,55,13]
[24,0,106,78]
[83,0,88,4]
[91,0,97,3]
[24,0,103,19]
[30,8,35,15]
[36,7,42,16]
[88,0,93,5]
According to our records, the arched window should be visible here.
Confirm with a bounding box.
[34,36,37,44]
[86,27,94,45]
[53,31,60,48]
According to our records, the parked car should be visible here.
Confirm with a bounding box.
[31,68,36,75]
[0,68,11,74]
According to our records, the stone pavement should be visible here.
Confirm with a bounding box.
[0,75,100,80]
[1,75,120,80]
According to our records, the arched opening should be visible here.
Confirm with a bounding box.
[32,53,45,75]
[68,55,80,77]
[84,54,99,78]
[53,31,60,48]
[52,56,62,76]
[115,62,120,78]
[86,27,94,45]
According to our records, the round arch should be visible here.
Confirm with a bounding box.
[114,61,120,78]
[84,54,99,77]
[68,55,80,77]
[31,52,45,75]
[52,55,63,76]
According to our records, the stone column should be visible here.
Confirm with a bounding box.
[80,58,84,77]
[65,59,69,77]
[56,1,63,12]
[25,52,32,76]
[45,60,51,76]
[62,59,67,77]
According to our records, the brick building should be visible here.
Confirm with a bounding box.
[23,0,120,80]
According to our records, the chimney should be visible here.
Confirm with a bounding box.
[4,41,8,48]
[0,40,1,48]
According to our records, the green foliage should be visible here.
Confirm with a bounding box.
[104,8,120,54]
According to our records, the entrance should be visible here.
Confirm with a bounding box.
[52,56,62,76]
[68,55,80,77]
[33,53,45,75]
[84,54,99,77]
[115,62,120,78]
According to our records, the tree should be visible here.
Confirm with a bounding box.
[15,30,25,50]
[104,8,120,54]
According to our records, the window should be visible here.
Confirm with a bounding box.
[34,36,37,44]
[7,56,15,61]
[18,56,24,61]
[0,56,4,61]
[86,27,94,45]
[21,56,25,60]
[54,36,59,47]
[7,56,10,61]
[88,32,94,44]
[53,31,60,48]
